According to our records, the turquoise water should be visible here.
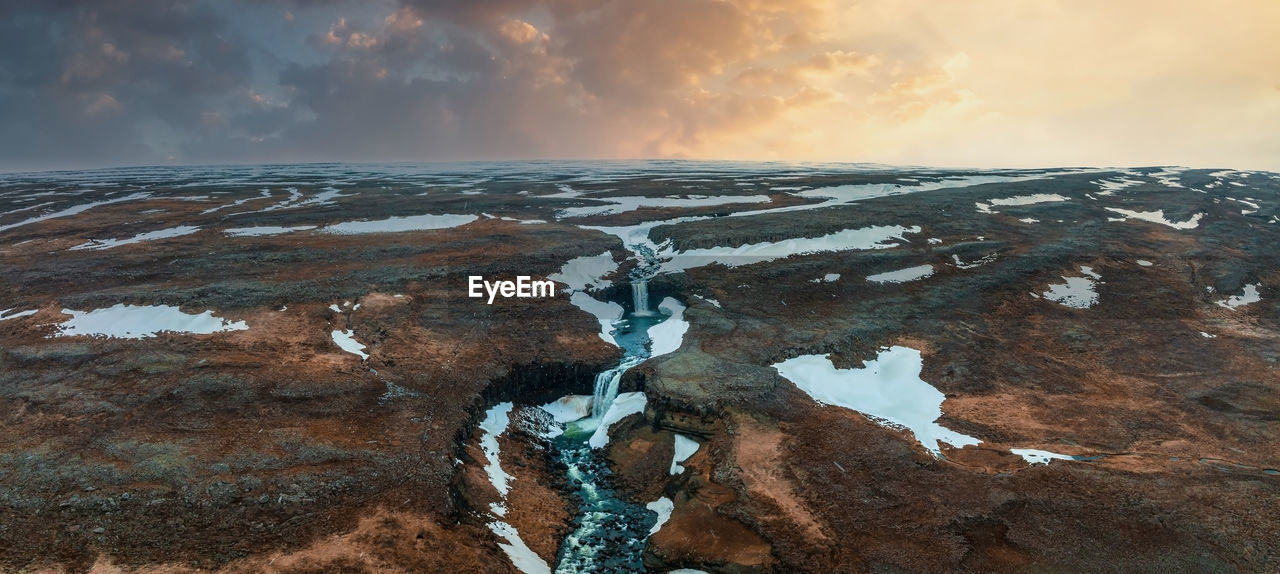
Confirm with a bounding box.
[552,310,669,573]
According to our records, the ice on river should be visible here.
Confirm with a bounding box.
[646,297,688,358]
[569,292,624,346]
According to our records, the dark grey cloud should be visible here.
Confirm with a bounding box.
[0,0,847,170]
[0,1,255,169]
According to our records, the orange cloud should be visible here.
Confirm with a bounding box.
[11,0,1277,170]
[732,50,877,90]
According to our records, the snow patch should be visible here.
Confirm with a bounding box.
[1012,448,1074,465]
[488,521,551,574]
[866,264,933,284]
[557,194,771,218]
[1150,167,1186,188]
[975,193,1068,214]
[330,330,369,359]
[587,392,647,449]
[297,186,351,206]
[54,304,247,338]
[477,403,550,574]
[1218,284,1261,309]
[479,402,514,498]
[694,295,722,307]
[70,225,200,250]
[319,213,478,234]
[647,497,674,535]
[0,308,38,320]
[540,395,594,424]
[773,347,980,457]
[1105,208,1203,230]
[1093,177,1144,194]
[225,225,317,236]
[0,192,151,233]
[662,225,920,273]
[1041,267,1101,309]
[549,251,617,292]
[201,189,272,214]
[952,253,998,269]
[1229,197,1260,209]
[670,434,700,475]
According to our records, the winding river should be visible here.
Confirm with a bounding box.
[551,295,668,573]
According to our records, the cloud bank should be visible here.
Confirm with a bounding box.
[0,0,1277,171]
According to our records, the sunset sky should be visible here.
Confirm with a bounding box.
[1,0,1277,171]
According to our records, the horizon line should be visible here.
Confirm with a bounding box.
[0,158,1247,178]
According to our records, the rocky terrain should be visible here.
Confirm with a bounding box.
[0,162,1277,573]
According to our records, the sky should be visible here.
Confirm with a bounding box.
[0,0,1277,172]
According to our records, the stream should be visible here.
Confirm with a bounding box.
[551,284,668,573]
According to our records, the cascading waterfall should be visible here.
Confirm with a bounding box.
[552,229,672,572]
[590,367,623,419]
[553,306,663,572]
[587,356,642,420]
[631,280,653,317]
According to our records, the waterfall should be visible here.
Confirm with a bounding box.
[590,367,623,418]
[553,272,666,571]
[631,280,654,317]
[552,206,676,572]
[588,356,643,419]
